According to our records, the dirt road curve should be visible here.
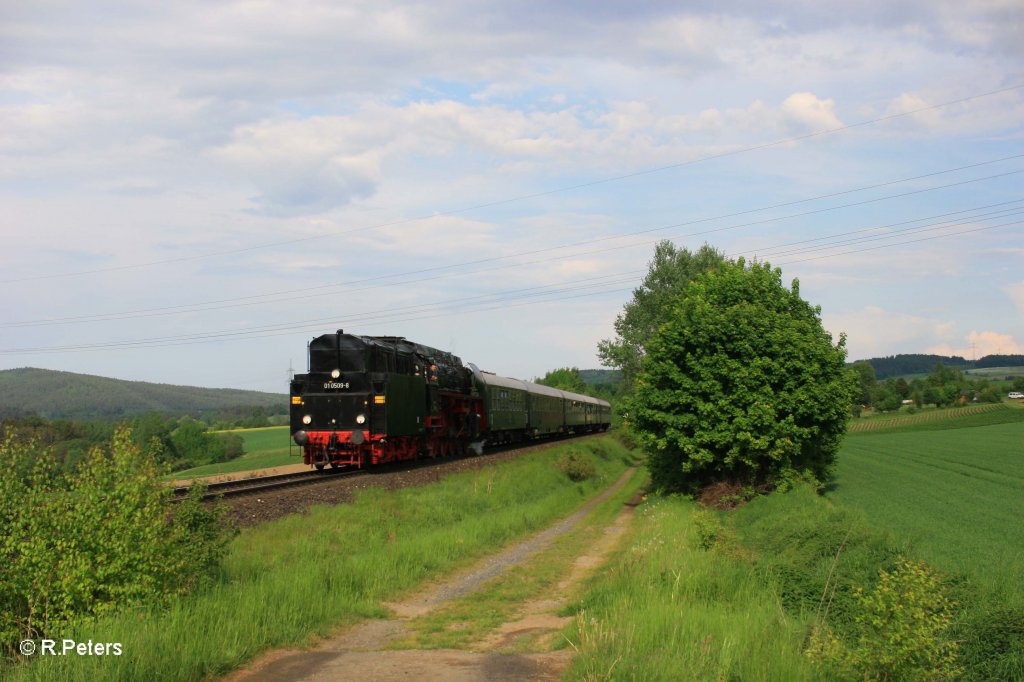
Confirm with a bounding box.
[226,467,640,682]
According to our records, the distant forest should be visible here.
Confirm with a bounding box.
[852,354,1024,379]
[578,368,622,387]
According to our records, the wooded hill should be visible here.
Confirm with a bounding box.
[851,354,1024,379]
[579,368,622,386]
[0,368,286,420]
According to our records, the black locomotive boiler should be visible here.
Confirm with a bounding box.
[289,330,611,469]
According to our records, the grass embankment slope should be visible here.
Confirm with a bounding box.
[11,436,637,682]
[560,404,1024,680]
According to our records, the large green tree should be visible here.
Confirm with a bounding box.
[598,240,724,388]
[625,259,856,492]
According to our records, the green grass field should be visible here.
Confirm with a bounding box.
[828,406,1024,678]
[172,426,296,478]
[22,404,1021,679]
[964,365,1024,380]
[832,411,1024,586]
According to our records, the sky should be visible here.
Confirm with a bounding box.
[1,1,1022,394]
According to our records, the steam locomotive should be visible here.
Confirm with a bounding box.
[289,330,611,469]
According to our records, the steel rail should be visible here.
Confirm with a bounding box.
[172,468,359,502]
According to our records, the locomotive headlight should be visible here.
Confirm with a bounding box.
[331,369,341,379]
[302,414,312,425]
[355,414,366,425]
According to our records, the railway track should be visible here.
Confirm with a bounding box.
[172,432,607,503]
[172,468,361,502]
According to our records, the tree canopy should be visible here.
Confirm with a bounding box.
[624,258,856,493]
[535,367,588,394]
[597,241,724,388]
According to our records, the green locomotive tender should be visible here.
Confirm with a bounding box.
[290,330,610,469]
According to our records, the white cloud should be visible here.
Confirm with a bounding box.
[881,87,1024,137]
[206,92,875,217]
[780,92,843,132]
[823,306,959,360]
[927,331,1024,358]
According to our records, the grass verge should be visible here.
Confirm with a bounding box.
[561,493,819,681]
[8,436,637,682]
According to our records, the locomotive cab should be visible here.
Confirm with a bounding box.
[290,331,379,468]
[291,330,480,469]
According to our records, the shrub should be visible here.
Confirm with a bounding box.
[978,385,1003,404]
[0,428,234,660]
[807,557,961,680]
[559,451,597,481]
[691,508,724,551]
[217,432,245,461]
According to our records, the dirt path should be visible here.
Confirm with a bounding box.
[226,467,641,682]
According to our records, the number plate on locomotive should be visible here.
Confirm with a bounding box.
[323,381,350,390]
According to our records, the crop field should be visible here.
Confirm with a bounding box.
[847,403,1004,432]
[964,365,1024,380]
[831,411,1024,587]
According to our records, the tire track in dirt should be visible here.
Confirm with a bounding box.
[226,467,641,682]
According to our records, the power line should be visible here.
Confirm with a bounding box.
[750,205,1024,258]
[3,211,1018,354]
[5,83,1021,285]
[740,200,1024,256]
[0,274,641,353]
[6,157,1021,328]
[777,219,1022,266]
